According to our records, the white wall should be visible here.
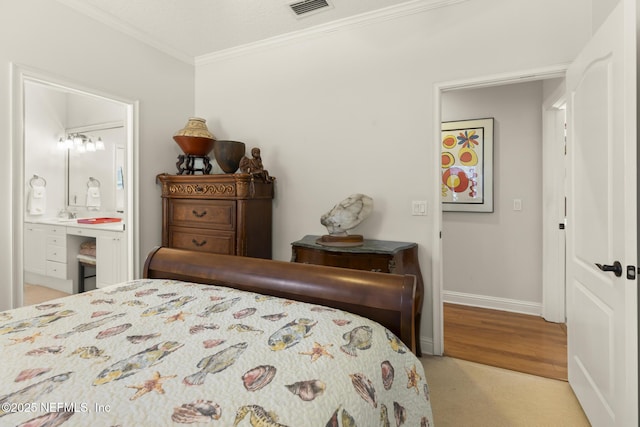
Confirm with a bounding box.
[1,0,195,310]
[195,0,592,348]
[441,81,544,312]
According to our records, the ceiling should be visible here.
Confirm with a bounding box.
[55,0,425,63]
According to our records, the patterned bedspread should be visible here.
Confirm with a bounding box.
[0,279,434,426]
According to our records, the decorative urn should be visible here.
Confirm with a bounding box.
[173,117,216,156]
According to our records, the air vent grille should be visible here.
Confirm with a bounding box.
[289,0,331,16]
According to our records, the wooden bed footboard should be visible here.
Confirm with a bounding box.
[143,246,417,353]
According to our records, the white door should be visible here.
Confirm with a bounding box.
[565,2,637,426]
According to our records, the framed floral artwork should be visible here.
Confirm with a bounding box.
[441,118,494,212]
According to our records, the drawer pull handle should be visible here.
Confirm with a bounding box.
[192,209,207,218]
[192,239,207,247]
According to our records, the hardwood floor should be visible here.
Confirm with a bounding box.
[444,303,568,381]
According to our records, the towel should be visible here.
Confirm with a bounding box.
[86,187,101,210]
[27,185,46,215]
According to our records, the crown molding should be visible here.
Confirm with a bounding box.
[55,0,195,65]
[195,0,469,66]
[55,0,468,67]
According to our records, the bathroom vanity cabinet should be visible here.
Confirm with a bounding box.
[24,220,127,293]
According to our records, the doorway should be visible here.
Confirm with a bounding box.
[431,66,567,357]
[11,64,138,308]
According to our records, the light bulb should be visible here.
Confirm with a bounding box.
[95,137,105,151]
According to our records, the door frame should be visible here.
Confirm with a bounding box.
[10,63,140,308]
[431,64,568,355]
[541,85,567,323]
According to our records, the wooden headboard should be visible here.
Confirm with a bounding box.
[143,246,417,353]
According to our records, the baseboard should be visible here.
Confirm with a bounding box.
[442,290,542,316]
[420,336,434,356]
[24,272,73,294]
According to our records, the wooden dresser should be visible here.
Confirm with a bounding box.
[157,173,274,259]
[291,235,424,355]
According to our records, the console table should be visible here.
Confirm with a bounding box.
[291,235,424,356]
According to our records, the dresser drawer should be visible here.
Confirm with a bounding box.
[294,247,391,272]
[46,261,67,279]
[169,226,235,255]
[46,245,66,263]
[169,200,236,231]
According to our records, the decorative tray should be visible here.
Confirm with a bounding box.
[77,218,122,224]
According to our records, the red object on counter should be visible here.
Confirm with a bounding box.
[77,218,122,224]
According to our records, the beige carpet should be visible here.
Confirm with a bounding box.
[421,356,590,426]
[23,284,70,306]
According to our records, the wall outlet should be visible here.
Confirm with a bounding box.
[412,200,427,216]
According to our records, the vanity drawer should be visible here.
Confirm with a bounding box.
[46,261,67,279]
[46,235,66,248]
[168,226,235,255]
[44,225,66,236]
[46,245,66,263]
[169,200,236,231]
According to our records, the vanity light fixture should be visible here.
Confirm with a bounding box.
[57,133,105,152]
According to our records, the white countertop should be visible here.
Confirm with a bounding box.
[26,218,125,232]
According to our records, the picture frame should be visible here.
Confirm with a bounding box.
[441,118,494,212]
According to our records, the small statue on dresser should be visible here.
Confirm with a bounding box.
[239,147,274,182]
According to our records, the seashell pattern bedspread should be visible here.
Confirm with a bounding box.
[0,279,434,426]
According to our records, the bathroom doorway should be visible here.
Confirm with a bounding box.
[12,65,138,307]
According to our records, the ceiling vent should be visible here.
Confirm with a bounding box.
[288,0,333,17]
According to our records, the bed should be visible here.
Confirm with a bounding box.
[1,247,434,426]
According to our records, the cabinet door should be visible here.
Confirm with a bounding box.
[24,224,46,275]
[96,235,126,288]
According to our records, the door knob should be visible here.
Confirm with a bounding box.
[595,261,623,277]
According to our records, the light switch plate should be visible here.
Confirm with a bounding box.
[412,200,427,216]
[513,199,522,211]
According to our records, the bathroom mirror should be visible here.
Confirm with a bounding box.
[66,124,125,211]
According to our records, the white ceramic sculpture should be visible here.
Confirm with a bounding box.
[320,194,373,236]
